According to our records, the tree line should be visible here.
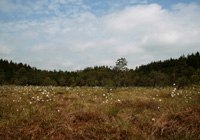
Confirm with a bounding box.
[0,52,200,88]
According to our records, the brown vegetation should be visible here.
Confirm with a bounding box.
[0,86,199,139]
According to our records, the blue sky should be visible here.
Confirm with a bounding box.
[0,0,200,71]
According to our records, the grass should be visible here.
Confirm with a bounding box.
[0,86,200,139]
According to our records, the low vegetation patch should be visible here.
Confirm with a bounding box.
[0,86,199,139]
[153,108,200,139]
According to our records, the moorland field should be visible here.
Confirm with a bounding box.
[0,86,199,139]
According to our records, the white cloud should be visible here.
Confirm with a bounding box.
[0,0,87,18]
[98,60,115,66]
[62,61,73,67]
[74,42,97,51]
[103,4,165,33]
[31,43,51,53]
[103,3,200,57]
[0,0,26,13]
[0,43,12,55]
[114,44,143,56]
[0,2,200,70]
[129,0,148,4]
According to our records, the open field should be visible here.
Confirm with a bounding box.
[0,86,200,140]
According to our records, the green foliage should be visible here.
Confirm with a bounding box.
[177,77,190,89]
[68,77,76,87]
[149,71,169,87]
[58,77,67,86]
[191,75,200,85]
[105,79,115,92]
[114,58,128,71]
[0,69,5,85]
[42,77,57,86]
[14,76,28,85]
[0,52,200,87]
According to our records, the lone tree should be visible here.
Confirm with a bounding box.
[114,58,128,71]
[114,58,128,87]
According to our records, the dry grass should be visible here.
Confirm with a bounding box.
[0,86,199,139]
[152,108,200,139]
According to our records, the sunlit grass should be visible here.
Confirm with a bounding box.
[0,86,199,139]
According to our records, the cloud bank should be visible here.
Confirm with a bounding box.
[0,1,200,71]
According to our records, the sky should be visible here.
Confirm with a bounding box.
[0,0,200,71]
